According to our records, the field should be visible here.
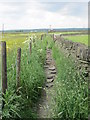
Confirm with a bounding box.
[0,32,44,50]
[49,31,83,35]
[63,35,88,45]
[0,32,88,119]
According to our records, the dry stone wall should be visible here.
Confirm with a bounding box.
[53,35,90,78]
[54,35,89,62]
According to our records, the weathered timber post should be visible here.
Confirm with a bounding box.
[1,41,7,94]
[52,34,54,41]
[41,34,43,40]
[29,41,32,54]
[16,48,21,89]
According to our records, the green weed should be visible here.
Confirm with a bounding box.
[51,42,88,119]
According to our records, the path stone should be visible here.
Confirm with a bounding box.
[47,78,54,83]
[46,60,51,62]
[47,51,50,52]
[50,70,56,74]
[46,60,52,62]
[45,62,51,65]
[46,58,52,60]
[44,65,49,69]
[46,83,54,88]
[49,66,56,71]
[47,74,55,79]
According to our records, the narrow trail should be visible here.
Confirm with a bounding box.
[37,48,57,118]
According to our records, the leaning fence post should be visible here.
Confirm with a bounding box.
[29,41,32,54]
[1,41,7,95]
[16,48,21,89]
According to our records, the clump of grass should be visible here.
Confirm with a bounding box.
[51,42,88,119]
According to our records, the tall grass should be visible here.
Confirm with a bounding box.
[2,35,47,118]
[47,36,88,119]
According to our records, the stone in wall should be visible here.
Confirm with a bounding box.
[72,42,79,51]
[82,48,88,61]
[76,47,81,59]
[63,40,69,49]
[69,41,73,50]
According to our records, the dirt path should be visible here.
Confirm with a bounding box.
[37,48,57,118]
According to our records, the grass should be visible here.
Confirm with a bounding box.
[1,33,47,118]
[63,35,88,45]
[47,36,88,120]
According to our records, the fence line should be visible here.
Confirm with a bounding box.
[0,34,45,109]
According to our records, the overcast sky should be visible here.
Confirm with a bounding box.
[0,0,89,30]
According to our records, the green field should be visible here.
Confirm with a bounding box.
[49,31,83,35]
[63,35,88,45]
[0,32,44,51]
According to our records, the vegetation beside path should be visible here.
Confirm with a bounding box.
[47,37,88,119]
[2,34,47,118]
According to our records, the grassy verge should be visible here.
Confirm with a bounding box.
[47,36,88,120]
[63,35,88,45]
[2,34,47,118]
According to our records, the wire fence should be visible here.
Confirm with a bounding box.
[0,33,48,120]
[0,33,46,95]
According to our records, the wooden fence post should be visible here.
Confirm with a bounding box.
[16,48,21,89]
[1,41,7,94]
[41,34,43,40]
[29,41,32,54]
[53,34,54,41]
